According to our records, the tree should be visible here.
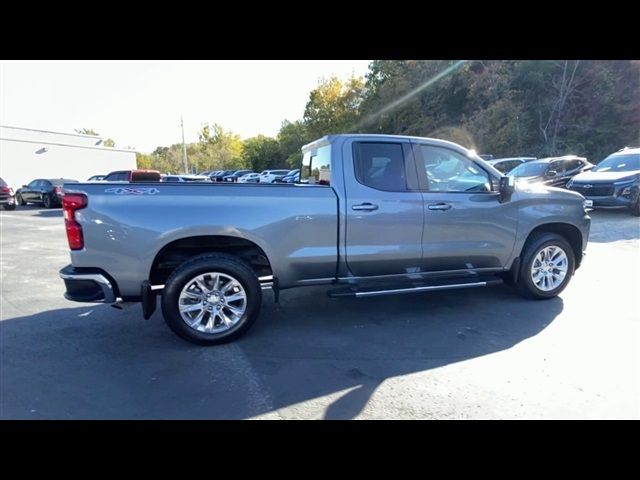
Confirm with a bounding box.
[198,123,245,170]
[277,119,310,168]
[303,75,365,139]
[75,127,99,136]
[75,127,116,147]
[242,135,282,172]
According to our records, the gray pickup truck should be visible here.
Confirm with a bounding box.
[59,134,591,345]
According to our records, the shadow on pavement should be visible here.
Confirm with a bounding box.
[0,284,563,419]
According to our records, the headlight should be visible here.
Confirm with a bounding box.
[621,187,632,196]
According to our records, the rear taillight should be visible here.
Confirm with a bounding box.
[62,194,88,250]
[1,186,9,193]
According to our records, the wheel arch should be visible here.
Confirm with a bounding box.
[150,234,273,285]
[522,223,584,269]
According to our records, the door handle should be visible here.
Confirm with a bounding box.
[428,203,452,211]
[352,203,379,211]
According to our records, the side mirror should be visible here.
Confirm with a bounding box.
[499,176,515,203]
[547,170,557,177]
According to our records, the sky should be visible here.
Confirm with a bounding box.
[0,60,371,153]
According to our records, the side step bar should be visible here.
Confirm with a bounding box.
[327,278,503,298]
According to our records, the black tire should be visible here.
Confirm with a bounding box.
[3,202,16,211]
[516,232,575,300]
[161,253,262,345]
[630,197,640,217]
[16,194,25,206]
[43,194,52,209]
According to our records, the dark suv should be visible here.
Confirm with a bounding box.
[567,147,640,216]
[16,178,79,208]
[0,177,17,210]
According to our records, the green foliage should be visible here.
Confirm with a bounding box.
[75,127,99,136]
[242,135,282,172]
[358,60,640,161]
[103,138,116,147]
[277,120,310,168]
[303,75,365,139]
[197,123,246,171]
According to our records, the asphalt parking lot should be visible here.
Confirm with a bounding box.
[1,205,638,419]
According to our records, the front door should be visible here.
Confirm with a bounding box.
[413,143,518,272]
[343,139,424,276]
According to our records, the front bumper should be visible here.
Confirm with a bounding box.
[570,183,638,207]
[59,264,116,303]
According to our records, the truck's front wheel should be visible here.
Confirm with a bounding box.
[161,253,262,345]
[516,232,575,299]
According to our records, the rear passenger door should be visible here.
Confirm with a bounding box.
[343,139,424,276]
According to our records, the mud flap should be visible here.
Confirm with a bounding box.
[141,280,157,319]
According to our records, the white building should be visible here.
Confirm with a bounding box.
[0,125,137,188]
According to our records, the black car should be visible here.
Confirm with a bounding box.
[210,170,236,182]
[567,147,640,216]
[16,178,79,208]
[222,170,253,182]
[507,155,594,188]
[0,177,16,210]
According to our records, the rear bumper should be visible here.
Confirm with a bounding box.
[59,264,116,303]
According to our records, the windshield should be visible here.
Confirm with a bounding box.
[593,154,640,172]
[508,162,548,177]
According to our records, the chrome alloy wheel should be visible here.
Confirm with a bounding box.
[530,245,569,292]
[178,272,247,333]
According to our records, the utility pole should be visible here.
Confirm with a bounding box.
[181,115,188,174]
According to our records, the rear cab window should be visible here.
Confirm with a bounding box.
[301,144,331,185]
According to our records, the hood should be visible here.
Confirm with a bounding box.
[572,170,639,183]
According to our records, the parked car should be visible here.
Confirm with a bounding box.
[223,170,253,182]
[59,134,590,346]
[486,157,537,174]
[0,177,17,210]
[259,169,292,183]
[16,178,79,208]
[103,170,162,182]
[237,173,261,183]
[161,175,211,182]
[210,170,236,182]
[567,147,640,216]
[275,169,300,183]
[507,156,593,188]
[87,175,106,181]
[282,172,300,183]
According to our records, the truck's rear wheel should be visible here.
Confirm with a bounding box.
[161,253,262,345]
[516,232,575,299]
